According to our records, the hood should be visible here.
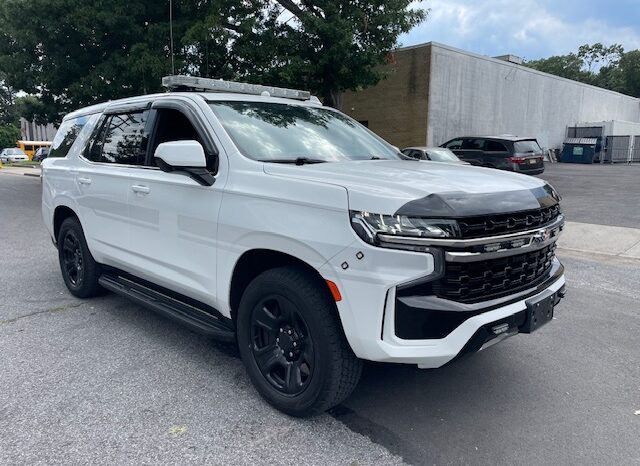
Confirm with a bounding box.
[263,160,558,216]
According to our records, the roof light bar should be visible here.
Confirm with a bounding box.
[162,75,312,101]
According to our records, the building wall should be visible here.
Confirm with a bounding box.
[20,118,57,141]
[342,44,431,148]
[428,43,640,150]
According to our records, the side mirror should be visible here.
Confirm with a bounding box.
[154,140,206,168]
[154,140,214,186]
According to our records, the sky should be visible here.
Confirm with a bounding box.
[401,0,640,60]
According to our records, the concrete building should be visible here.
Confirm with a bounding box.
[342,42,640,151]
[20,118,57,142]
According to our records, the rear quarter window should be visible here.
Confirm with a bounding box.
[49,116,90,158]
[514,140,542,153]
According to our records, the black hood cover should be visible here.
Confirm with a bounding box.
[394,185,559,218]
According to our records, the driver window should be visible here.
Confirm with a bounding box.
[445,139,463,150]
[150,108,215,172]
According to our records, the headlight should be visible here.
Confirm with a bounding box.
[350,211,460,246]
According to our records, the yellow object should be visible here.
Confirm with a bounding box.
[17,140,52,160]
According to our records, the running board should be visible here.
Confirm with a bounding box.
[98,274,235,342]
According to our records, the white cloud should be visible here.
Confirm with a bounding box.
[402,0,640,60]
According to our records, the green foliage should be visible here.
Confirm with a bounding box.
[619,50,640,98]
[0,0,427,118]
[0,123,21,149]
[244,1,427,108]
[526,53,589,82]
[525,43,640,98]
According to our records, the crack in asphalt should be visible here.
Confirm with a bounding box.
[0,302,82,325]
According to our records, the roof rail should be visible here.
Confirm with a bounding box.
[162,75,314,101]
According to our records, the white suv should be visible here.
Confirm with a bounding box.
[42,76,565,416]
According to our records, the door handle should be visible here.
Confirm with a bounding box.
[131,185,150,194]
[78,177,92,185]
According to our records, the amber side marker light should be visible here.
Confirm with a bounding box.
[325,280,342,302]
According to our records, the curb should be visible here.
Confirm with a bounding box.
[23,173,41,178]
[557,221,640,260]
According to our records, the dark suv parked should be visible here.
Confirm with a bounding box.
[441,136,545,175]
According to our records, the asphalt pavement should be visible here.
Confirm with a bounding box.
[1,169,639,465]
[538,163,640,229]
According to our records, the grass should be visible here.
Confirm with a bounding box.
[1,160,41,167]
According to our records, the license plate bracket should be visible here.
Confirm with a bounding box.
[521,290,555,333]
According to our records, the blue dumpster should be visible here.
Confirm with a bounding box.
[561,138,597,164]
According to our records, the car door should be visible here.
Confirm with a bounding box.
[125,98,227,307]
[454,138,486,165]
[75,106,150,267]
[483,140,510,168]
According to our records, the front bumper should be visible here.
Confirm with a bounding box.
[319,231,565,369]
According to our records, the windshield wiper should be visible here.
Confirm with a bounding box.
[259,157,327,165]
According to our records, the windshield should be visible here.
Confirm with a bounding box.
[425,148,460,162]
[209,101,401,162]
[514,140,542,153]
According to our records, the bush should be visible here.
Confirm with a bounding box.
[0,124,20,149]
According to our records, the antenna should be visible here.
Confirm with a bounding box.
[169,0,175,75]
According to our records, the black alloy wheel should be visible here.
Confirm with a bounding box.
[237,266,362,417]
[61,229,84,288]
[57,217,103,298]
[250,294,314,396]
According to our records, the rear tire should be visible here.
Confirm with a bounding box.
[237,266,362,417]
[57,217,103,298]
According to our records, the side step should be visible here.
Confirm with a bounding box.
[98,274,236,342]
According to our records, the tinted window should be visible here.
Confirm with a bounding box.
[461,138,484,150]
[402,149,422,160]
[445,139,463,150]
[49,116,89,158]
[485,140,508,152]
[90,112,148,165]
[210,101,400,162]
[425,148,460,162]
[514,140,542,153]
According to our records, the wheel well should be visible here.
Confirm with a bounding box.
[53,206,78,243]
[229,249,329,322]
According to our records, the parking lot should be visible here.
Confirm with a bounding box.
[1,164,639,465]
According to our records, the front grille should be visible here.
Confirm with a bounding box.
[438,244,556,303]
[457,205,561,239]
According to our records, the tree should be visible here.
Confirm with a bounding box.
[525,43,640,98]
[247,1,427,108]
[0,124,21,149]
[525,53,590,82]
[0,0,243,121]
[619,50,640,98]
[0,0,427,118]
[578,43,624,72]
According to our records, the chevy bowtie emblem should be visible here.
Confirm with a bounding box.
[533,228,551,243]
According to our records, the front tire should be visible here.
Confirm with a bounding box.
[237,266,362,417]
[57,217,103,298]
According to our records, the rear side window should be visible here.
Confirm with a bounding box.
[88,111,148,165]
[461,138,484,150]
[49,116,89,158]
[445,139,463,150]
[485,140,508,152]
[514,140,542,153]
